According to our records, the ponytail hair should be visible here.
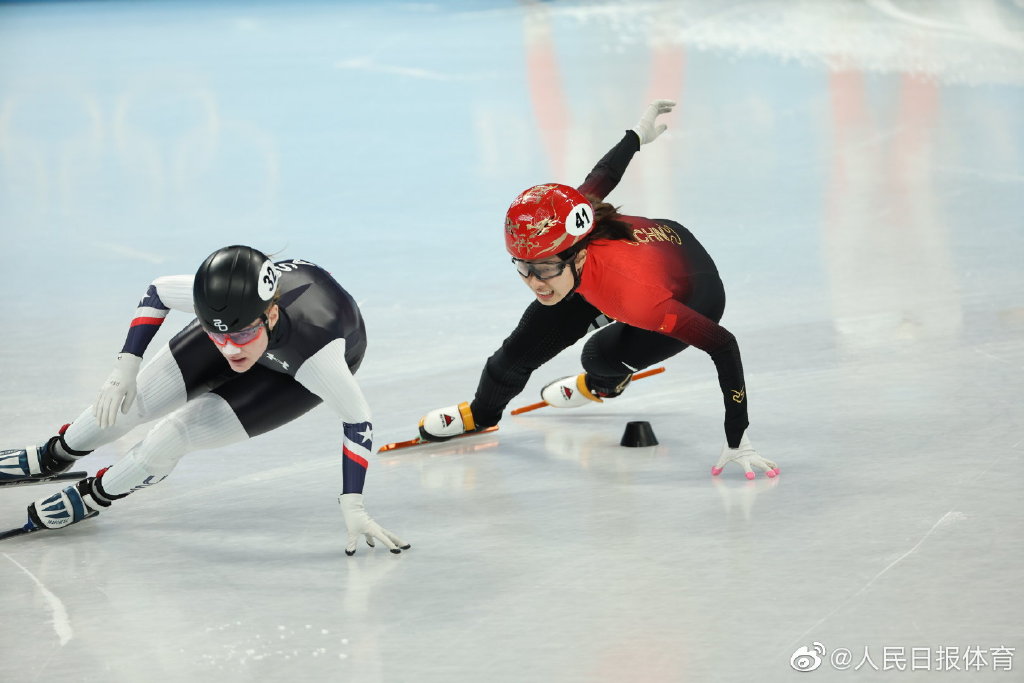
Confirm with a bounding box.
[580,194,635,246]
[557,195,636,260]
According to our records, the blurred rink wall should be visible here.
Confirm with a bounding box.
[1,0,1022,409]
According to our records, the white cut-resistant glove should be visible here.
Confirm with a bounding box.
[631,99,677,145]
[339,493,410,556]
[711,432,779,480]
[94,353,142,429]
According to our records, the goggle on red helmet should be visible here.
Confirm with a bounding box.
[504,184,595,259]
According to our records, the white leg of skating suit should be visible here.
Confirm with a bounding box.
[59,343,189,451]
[55,341,249,496]
[99,392,248,497]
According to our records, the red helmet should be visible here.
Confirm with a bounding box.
[504,184,595,259]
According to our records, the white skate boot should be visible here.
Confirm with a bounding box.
[0,434,76,484]
[419,402,477,442]
[540,373,633,408]
[540,374,603,408]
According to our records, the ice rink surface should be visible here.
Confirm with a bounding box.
[1,0,1022,681]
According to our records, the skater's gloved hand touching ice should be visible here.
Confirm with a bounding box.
[94,353,142,429]
[418,402,479,442]
[712,432,779,480]
[339,493,410,556]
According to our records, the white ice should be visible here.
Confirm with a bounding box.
[1,1,1022,682]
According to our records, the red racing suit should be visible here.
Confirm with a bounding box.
[471,131,750,447]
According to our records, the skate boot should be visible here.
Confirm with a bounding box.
[26,472,122,531]
[0,427,81,483]
[419,402,476,442]
[540,373,633,408]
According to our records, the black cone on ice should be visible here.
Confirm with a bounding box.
[620,421,658,447]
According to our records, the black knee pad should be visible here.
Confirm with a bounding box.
[581,331,633,394]
[581,329,632,378]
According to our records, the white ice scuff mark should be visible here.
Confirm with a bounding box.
[937,165,1024,185]
[3,553,74,645]
[783,509,964,652]
[98,242,165,264]
[334,57,465,81]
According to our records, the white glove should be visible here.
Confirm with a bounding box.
[711,432,779,480]
[94,353,142,429]
[631,99,677,145]
[339,493,410,556]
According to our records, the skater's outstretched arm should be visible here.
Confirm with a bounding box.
[578,99,675,202]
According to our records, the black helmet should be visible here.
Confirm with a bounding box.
[193,245,279,333]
